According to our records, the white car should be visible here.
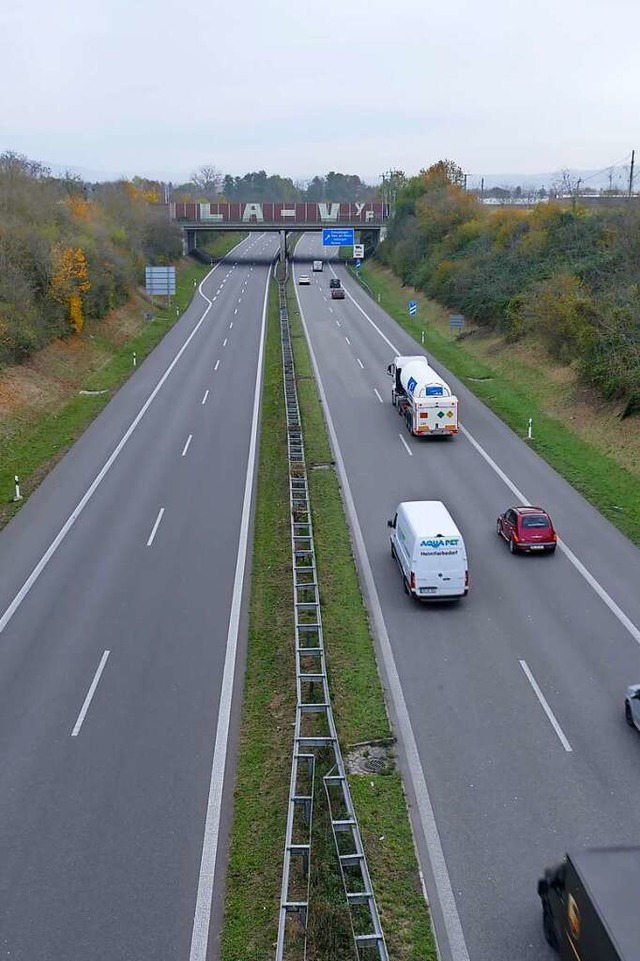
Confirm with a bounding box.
[298,274,310,285]
[625,685,640,731]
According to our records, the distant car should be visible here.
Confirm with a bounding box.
[298,274,310,285]
[496,506,557,554]
[625,685,640,731]
[329,278,341,289]
[312,260,323,272]
[330,287,345,299]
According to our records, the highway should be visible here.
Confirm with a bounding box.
[0,233,279,960]
[293,235,640,961]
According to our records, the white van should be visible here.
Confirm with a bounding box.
[312,260,323,272]
[388,501,468,600]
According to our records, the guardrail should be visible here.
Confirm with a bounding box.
[275,278,388,961]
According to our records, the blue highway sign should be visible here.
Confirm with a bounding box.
[322,228,355,246]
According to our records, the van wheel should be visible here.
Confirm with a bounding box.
[403,576,410,596]
[626,702,635,727]
[509,538,517,554]
[391,542,396,559]
[542,904,559,950]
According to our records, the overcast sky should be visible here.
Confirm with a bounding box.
[1,0,637,185]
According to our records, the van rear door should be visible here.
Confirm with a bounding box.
[414,539,466,597]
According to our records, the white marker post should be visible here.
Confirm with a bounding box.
[421,330,425,345]
[527,417,533,439]
[13,475,22,501]
[133,352,137,368]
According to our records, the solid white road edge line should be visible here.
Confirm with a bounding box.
[188,265,270,961]
[0,235,252,637]
[182,435,193,457]
[339,271,640,649]
[146,507,165,547]
[71,650,110,737]
[519,660,573,752]
[399,434,413,456]
[293,272,471,961]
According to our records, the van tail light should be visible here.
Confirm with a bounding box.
[410,572,416,592]
[465,570,469,589]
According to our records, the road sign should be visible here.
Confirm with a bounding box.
[355,259,361,270]
[322,228,355,246]
[353,243,365,258]
[409,300,418,316]
[449,314,464,328]
[145,265,176,296]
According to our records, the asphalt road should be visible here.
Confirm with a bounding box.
[293,237,640,961]
[0,233,279,960]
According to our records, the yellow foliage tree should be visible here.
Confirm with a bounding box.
[51,245,91,332]
[65,196,92,221]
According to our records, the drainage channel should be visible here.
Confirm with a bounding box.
[275,279,388,961]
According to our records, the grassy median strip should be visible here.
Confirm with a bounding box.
[222,276,436,960]
[352,261,640,545]
[0,236,243,528]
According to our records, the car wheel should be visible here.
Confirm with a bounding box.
[542,905,559,950]
[496,520,502,537]
[626,702,635,727]
[548,545,557,554]
[509,538,517,554]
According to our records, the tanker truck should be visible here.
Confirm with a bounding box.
[386,355,458,437]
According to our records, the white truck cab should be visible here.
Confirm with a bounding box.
[388,501,468,600]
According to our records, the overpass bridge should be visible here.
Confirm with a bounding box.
[168,201,389,258]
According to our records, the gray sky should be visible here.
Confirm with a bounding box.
[1,0,638,184]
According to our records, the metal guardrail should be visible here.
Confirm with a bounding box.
[275,280,388,961]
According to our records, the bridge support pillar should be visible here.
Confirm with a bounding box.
[279,230,287,262]
[184,229,198,254]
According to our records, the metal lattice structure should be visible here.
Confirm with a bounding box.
[275,280,388,961]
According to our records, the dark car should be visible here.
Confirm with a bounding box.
[625,685,640,731]
[329,278,341,289]
[496,506,557,554]
[330,287,345,299]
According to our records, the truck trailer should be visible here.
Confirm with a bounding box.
[537,847,640,960]
[386,355,458,437]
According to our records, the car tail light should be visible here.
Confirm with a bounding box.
[410,572,416,591]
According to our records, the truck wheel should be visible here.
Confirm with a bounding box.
[542,905,559,950]
[391,390,396,407]
[406,413,413,435]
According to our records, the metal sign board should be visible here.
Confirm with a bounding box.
[322,228,355,246]
[353,243,365,258]
[145,265,176,296]
[449,314,464,328]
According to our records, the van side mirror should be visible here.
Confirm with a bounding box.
[386,364,393,376]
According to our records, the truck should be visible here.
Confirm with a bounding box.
[386,355,458,437]
[537,847,640,960]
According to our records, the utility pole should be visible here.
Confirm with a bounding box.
[628,150,635,198]
[480,177,484,199]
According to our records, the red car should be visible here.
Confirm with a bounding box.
[496,506,557,554]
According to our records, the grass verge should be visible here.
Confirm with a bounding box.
[221,275,436,960]
[0,237,243,529]
[351,261,640,544]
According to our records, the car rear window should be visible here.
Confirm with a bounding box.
[522,514,550,529]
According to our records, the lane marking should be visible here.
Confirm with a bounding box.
[234,308,238,315]
[345,336,351,345]
[293,277,471,961]
[71,650,110,736]
[223,338,228,347]
[399,434,413,456]
[336,320,341,328]
[519,660,573,752]
[238,297,242,303]
[182,434,193,457]
[229,322,233,329]
[373,388,383,403]
[0,238,257,638]
[147,507,165,547]
[189,266,271,961]
[357,358,364,369]
[328,306,334,313]
[201,390,209,405]
[214,360,220,371]
[337,274,640,649]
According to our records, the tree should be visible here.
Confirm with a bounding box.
[190,164,222,196]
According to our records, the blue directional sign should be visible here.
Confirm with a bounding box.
[408,300,418,316]
[322,228,355,246]
[449,313,464,328]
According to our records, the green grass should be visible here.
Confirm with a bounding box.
[222,276,437,960]
[351,261,640,544]
[0,240,243,527]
